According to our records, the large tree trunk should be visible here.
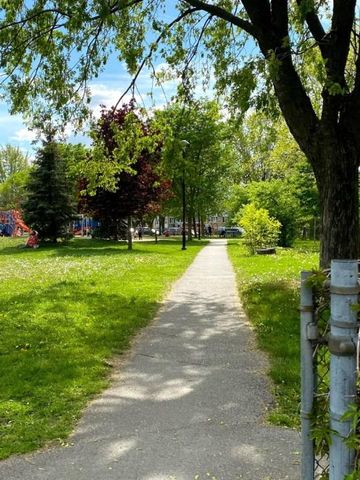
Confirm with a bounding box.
[270,60,360,268]
[316,148,359,268]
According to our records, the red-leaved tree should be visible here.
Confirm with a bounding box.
[82,104,171,239]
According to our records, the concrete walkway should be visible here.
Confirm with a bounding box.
[0,239,300,480]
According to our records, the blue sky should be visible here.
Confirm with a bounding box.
[0,55,181,159]
[0,2,186,159]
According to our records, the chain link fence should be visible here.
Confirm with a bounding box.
[313,301,330,479]
[301,262,360,480]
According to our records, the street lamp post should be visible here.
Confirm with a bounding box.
[152,229,159,244]
[180,140,190,251]
[181,175,186,250]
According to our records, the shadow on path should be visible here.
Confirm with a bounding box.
[0,240,300,480]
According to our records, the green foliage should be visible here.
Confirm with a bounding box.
[84,108,158,194]
[305,269,327,290]
[227,239,319,427]
[0,145,30,183]
[227,113,319,241]
[229,112,278,183]
[236,203,281,254]
[0,0,356,267]
[222,183,249,225]
[0,236,205,459]
[22,141,76,242]
[290,159,319,227]
[247,180,300,247]
[155,99,231,221]
[0,1,333,126]
[0,169,30,210]
[57,143,89,184]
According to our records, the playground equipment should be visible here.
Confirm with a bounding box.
[0,210,31,236]
[72,215,100,237]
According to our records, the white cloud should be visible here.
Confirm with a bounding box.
[10,128,37,142]
[90,83,128,107]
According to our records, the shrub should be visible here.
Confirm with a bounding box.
[236,203,281,254]
[247,180,300,247]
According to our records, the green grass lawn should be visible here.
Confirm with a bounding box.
[227,239,319,428]
[0,237,205,460]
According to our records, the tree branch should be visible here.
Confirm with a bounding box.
[327,0,356,86]
[0,8,70,31]
[270,0,288,39]
[295,0,327,56]
[113,6,199,110]
[183,0,258,38]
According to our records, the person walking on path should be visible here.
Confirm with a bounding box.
[0,239,299,480]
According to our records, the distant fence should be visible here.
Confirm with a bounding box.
[301,260,360,479]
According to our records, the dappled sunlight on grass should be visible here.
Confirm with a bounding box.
[228,239,319,428]
[0,237,205,459]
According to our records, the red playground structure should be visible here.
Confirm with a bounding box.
[0,210,31,237]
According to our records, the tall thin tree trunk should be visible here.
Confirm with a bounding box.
[127,215,133,251]
[197,211,201,240]
[187,216,192,241]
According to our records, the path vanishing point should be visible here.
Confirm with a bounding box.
[0,239,300,480]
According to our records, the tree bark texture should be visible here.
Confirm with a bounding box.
[316,147,359,268]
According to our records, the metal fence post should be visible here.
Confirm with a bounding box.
[329,260,358,479]
[301,270,316,480]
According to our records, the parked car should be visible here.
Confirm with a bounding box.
[140,226,153,235]
[218,226,243,238]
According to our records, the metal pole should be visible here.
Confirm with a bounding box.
[181,175,186,251]
[329,260,358,479]
[300,270,316,480]
[180,139,189,251]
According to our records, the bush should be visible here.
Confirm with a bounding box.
[247,180,300,247]
[236,203,281,254]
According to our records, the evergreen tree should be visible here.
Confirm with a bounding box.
[23,141,76,242]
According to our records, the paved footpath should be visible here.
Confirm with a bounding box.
[0,239,300,480]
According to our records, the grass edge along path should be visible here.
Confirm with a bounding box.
[227,239,319,429]
[0,237,206,460]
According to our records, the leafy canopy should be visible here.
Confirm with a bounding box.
[82,103,171,238]
[0,1,348,126]
[155,99,231,219]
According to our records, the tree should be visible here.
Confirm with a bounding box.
[156,99,231,238]
[0,2,359,265]
[22,141,76,242]
[0,170,31,210]
[0,145,31,209]
[0,145,30,183]
[82,104,171,240]
[229,112,278,183]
